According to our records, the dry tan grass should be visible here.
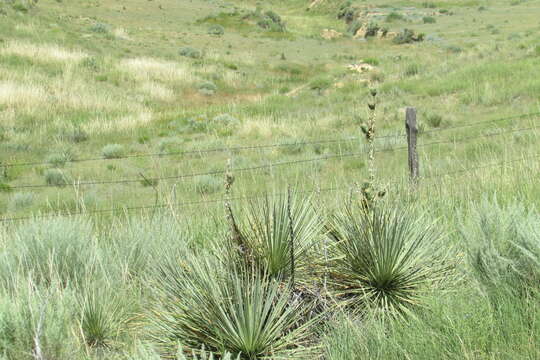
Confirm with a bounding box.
[0,81,47,107]
[119,57,195,83]
[81,110,153,134]
[113,28,131,41]
[140,81,175,101]
[1,41,88,63]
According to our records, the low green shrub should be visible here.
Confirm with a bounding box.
[101,144,125,159]
[462,199,540,299]
[198,81,217,96]
[393,29,425,44]
[426,113,443,127]
[194,175,221,195]
[89,23,110,34]
[363,57,380,66]
[8,192,34,211]
[309,76,332,94]
[46,151,73,168]
[208,24,224,36]
[423,16,436,24]
[386,12,405,22]
[337,1,357,23]
[44,169,70,187]
[179,47,203,59]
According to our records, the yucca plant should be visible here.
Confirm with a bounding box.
[148,252,319,359]
[78,286,129,349]
[327,201,455,317]
[234,193,323,282]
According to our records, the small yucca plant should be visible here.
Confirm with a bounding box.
[148,253,319,359]
[327,201,455,317]
[234,192,323,282]
[78,287,128,348]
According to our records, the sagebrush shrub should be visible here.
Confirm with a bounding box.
[198,81,217,96]
[393,29,425,44]
[423,16,436,24]
[179,47,202,59]
[208,24,224,36]
[8,192,34,211]
[194,175,221,195]
[46,151,72,168]
[89,23,110,34]
[386,12,405,22]
[101,144,124,159]
[44,169,70,187]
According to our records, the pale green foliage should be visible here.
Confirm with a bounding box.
[8,192,34,211]
[0,218,98,287]
[462,199,540,297]
[102,144,125,159]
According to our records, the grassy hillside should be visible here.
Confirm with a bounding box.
[0,0,539,358]
[0,0,539,216]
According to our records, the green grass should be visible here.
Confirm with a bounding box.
[0,0,539,358]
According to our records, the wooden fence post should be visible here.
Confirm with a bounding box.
[405,107,419,183]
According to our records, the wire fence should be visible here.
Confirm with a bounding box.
[1,111,539,222]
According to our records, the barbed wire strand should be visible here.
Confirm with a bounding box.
[2,153,538,223]
[8,123,540,190]
[3,111,539,168]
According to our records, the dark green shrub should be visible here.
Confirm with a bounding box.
[422,2,437,8]
[365,22,380,37]
[179,47,203,59]
[426,113,443,127]
[363,57,379,66]
[310,76,332,94]
[393,29,425,44]
[89,23,110,34]
[337,1,356,23]
[385,12,405,22]
[253,9,286,32]
[423,16,436,24]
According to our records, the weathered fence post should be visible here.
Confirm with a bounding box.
[405,107,419,183]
